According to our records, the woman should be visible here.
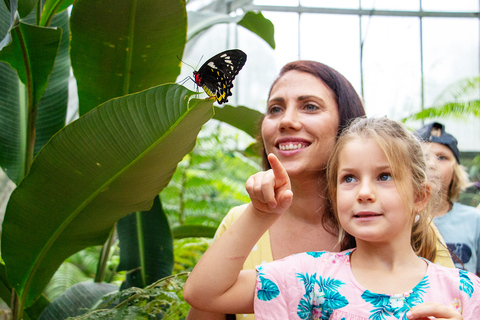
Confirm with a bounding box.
[186,61,453,320]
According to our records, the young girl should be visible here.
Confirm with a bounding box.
[183,117,480,319]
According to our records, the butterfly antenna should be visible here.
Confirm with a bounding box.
[176,55,196,71]
[195,55,204,70]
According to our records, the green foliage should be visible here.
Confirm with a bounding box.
[162,125,261,230]
[173,238,211,274]
[0,0,275,318]
[458,155,480,207]
[2,84,213,308]
[44,245,123,302]
[403,75,480,123]
[66,274,190,320]
[117,196,174,290]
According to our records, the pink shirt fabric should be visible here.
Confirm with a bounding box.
[254,249,480,319]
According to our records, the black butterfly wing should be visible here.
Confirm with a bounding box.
[194,49,247,104]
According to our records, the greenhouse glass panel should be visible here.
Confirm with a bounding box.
[253,0,299,7]
[361,0,420,11]
[422,0,478,12]
[300,0,359,9]
[361,16,421,119]
[299,13,361,93]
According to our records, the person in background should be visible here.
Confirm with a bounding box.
[415,122,480,276]
[184,117,479,319]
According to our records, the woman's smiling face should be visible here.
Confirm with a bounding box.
[261,70,339,178]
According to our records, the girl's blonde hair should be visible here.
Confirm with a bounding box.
[325,117,438,261]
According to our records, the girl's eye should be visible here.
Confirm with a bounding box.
[379,173,392,181]
[344,175,356,183]
[437,155,448,161]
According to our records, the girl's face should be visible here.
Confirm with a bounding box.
[336,138,422,245]
[424,142,455,197]
[261,70,339,178]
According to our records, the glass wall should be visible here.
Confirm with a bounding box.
[184,0,480,151]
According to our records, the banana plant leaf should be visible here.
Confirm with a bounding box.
[0,1,67,184]
[38,281,119,320]
[1,83,214,308]
[117,195,174,289]
[0,20,61,107]
[16,0,36,18]
[213,104,263,138]
[187,10,276,49]
[70,0,187,115]
[40,0,75,27]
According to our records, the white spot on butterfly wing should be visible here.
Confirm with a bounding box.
[208,62,217,68]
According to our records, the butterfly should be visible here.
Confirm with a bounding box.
[193,49,247,104]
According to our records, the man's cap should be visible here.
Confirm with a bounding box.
[414,122,460,163]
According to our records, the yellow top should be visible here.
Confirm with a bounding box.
[214,204,455,320]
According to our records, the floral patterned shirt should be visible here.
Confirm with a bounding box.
[254,249,480,320]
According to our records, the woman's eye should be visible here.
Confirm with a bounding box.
[304,103,319,111]
[268,106,282,114]
[379,173,392,181]
[437,155,448,161]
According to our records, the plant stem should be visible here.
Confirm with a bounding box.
[10,289,23,320]
[95,226,116,283]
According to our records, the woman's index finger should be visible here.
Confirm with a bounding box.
[267,153,289,185]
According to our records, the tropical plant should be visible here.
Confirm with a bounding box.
[402,75,480,122]
[0,0,273,319]
[162,125,261,235]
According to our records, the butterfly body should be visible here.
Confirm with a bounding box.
[193,49,247,104]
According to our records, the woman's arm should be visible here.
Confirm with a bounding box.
[183,154,293,314]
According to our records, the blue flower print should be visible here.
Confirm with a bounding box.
[459,270,474,297]
[256,266,280,301]
[257,276,280,301]
[361,276,429,320]
[307,251,326,258]
[296,273,348,320]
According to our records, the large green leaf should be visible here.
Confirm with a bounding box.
[70,0,187,115]
[238,11,275,49]
[40,0,75,27]
[187,10,275,49]
[17,0,36,18]
[0,20,61,107]
[1,83,214,307]
[39,281,119,320]
[0,7,69,184]
[0,2,63,183]
[117,195,174,289]
[32,10,70,157]
[213,104,263,138]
